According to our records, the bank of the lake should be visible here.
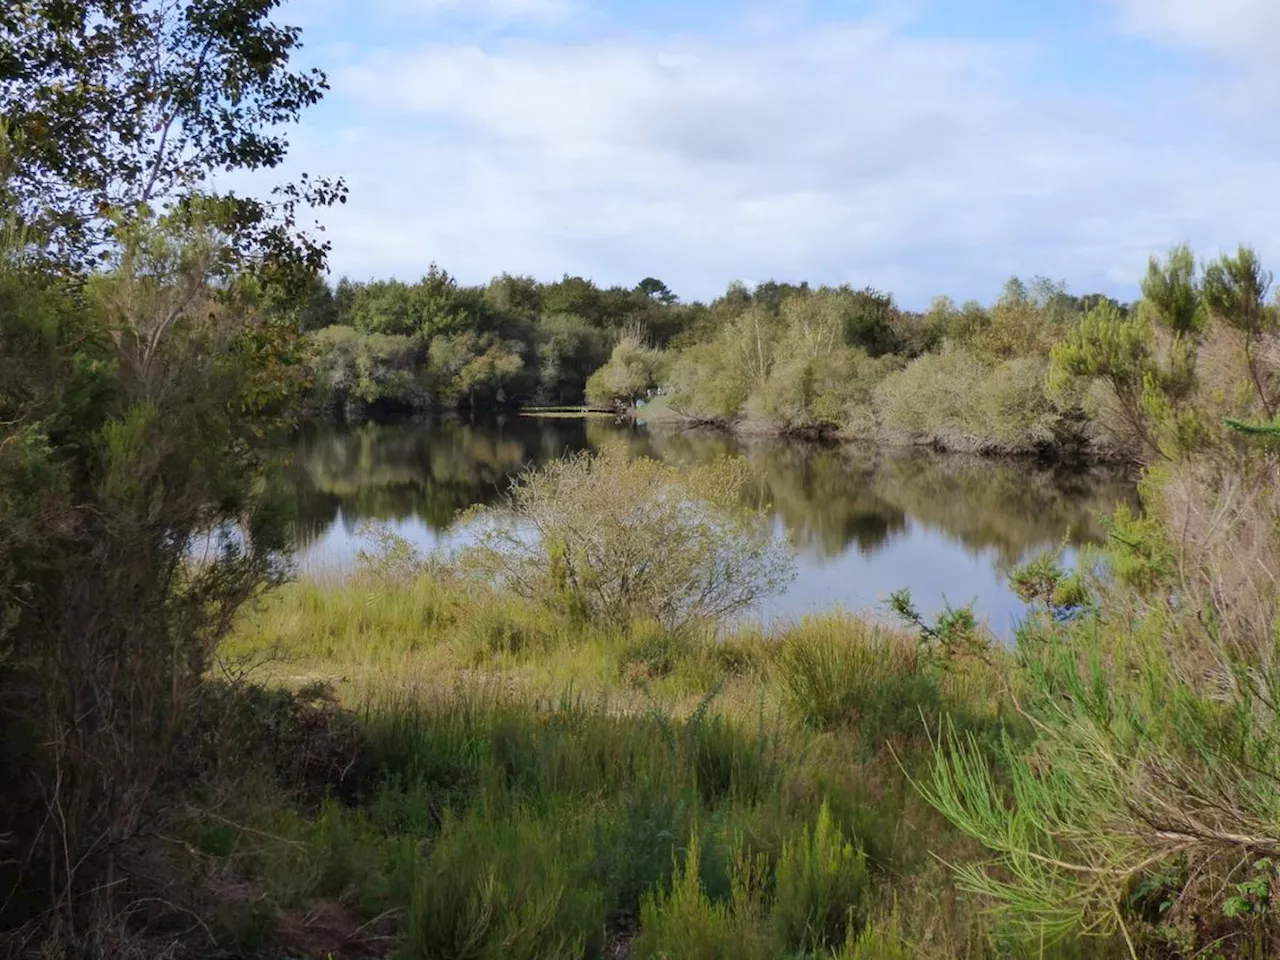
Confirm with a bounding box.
[625,395,1122,460]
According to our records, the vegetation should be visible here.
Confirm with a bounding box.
[921,246,1280,955]
[218,562,1062,960]
[302,266,1153,459]
[8,1,1280,958]
[460,449,795,631]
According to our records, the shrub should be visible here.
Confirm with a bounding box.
[585,334,663,406]
[749,347,899,434]
[463,449,795,631]
[971,356,1061,448]
[632,835,769,960]
[923,448,1280,949]
[0,212,303,931]
[874,348,989,443]
[406,811,606,960]
[665,339,753,421]
[773,802,871,952]
[874,348,1061,453]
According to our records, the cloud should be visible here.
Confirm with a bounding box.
[282,0,576,33]
[1113,0,1280,61]
[277,15,1280,306]
[380,0,578,23]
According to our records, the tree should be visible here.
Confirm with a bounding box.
[0,1,338,936]
[0,0,344,271]
[429,330,528,408]
[585,335,663,407]
[536,313,608,404]
[486,272,543,317]
[636,276,678,305]
[1203,245,1277,419]
[543,274,605,324]
[0,208,306,931]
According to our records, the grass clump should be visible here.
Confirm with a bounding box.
[775,618,943,748]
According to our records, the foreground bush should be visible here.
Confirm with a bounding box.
[925,247,1280,955]
[0,211,305,938]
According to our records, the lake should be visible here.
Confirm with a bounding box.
[283,416,1138,636]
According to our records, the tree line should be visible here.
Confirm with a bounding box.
[297,265,1132,442]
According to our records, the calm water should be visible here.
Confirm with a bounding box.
[283,416,1138,636]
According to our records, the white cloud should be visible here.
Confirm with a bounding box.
[276,16,1280,305]
[1113,0,1280,61]
[281,0,576,33]
[379,0,577,23]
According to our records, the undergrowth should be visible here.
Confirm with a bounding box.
[200,573,1126,959]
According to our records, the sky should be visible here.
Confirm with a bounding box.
[247,0,1280,308]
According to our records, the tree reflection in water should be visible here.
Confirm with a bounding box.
[281,416,1137,629]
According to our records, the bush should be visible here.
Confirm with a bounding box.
[923,451,1280,949]
[874,348,1060,453]
[463,449,795,631]
[665,339,754,421]
[632,835,769,960]
[773,802,871,952]
[0,212,303,932]
[875,348,988,442]
[585,334,664,406]
[406,811,606,960]
[749,347,899,434]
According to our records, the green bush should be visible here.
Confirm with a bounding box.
[406,810,606,960]
[585,335,664,406]
[632,835,769,960]
[773,801,871,953]
[749,347,900,434]
[873,348,1061,453]
[463,449,794,631]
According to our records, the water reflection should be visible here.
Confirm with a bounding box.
[283,416,1138,633]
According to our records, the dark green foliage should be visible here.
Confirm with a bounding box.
[0,208,311,937]
[406,811,606,960]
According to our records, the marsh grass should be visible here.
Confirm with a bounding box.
[209,569,1128,958]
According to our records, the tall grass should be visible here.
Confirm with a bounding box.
[210,570,1124,959]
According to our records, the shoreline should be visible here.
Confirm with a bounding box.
[630,406,1128,466]
[293,402,1133,467]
